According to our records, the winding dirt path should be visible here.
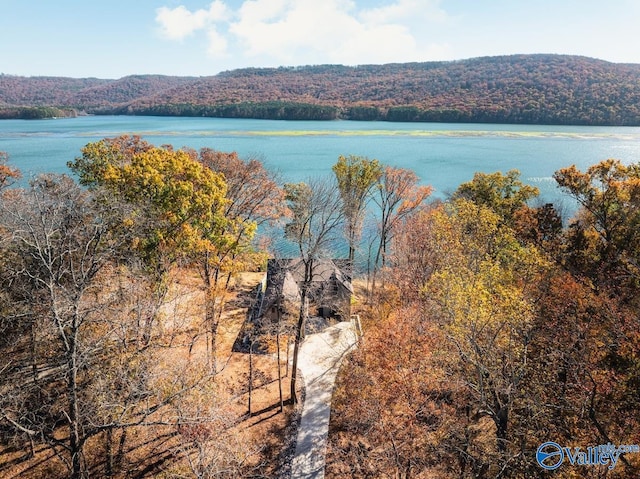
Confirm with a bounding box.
[290,321,358,479]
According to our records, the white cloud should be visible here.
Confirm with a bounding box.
[235,0,290,24]
[156,0,452,67]
[334,23,451,65]
[156,1,230,40]
[229,0,358,61]
[207,28,229,57]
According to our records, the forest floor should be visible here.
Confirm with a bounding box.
[0,270,301,479]
[205,271,302,478]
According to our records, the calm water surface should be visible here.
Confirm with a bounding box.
[2,116,640,207]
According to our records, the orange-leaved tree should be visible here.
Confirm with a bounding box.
[0,151,21,191]
[190,148,285,370]
[554,159,640,296]
[371,166,432,291]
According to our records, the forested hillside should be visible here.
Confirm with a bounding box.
[0,75,193,110]
[2,54,640,125]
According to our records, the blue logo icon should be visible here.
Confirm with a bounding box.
[537,441,564,470]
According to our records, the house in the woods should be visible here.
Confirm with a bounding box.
[253,258,353,324]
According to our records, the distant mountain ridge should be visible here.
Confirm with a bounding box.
[2,54,640,125]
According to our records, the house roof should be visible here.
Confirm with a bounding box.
[267,258,352,290]
[255,258,353,321]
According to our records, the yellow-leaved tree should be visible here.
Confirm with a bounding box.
[426,199,550,473]
[69,136,229,347]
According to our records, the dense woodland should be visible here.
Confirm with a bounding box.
[3,54,640,125]
[1,137,640,478]
[327,163,640,478]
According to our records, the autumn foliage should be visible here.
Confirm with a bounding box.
[3,55,640,124]
[3,137,640,478]
[328,165,640,478]
[0,140,289,478]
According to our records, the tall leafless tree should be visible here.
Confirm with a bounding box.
[0,175,216,478]
[0,175,128,478]
[284,177,344,404]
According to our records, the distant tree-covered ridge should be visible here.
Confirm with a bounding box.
[2,54,640,125]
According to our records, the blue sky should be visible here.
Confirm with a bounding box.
[2,0,640,78]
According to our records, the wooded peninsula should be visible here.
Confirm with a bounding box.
[2,140,640,478]
[2,54,640,125]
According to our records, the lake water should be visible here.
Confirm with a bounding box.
[2,115,640,210]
